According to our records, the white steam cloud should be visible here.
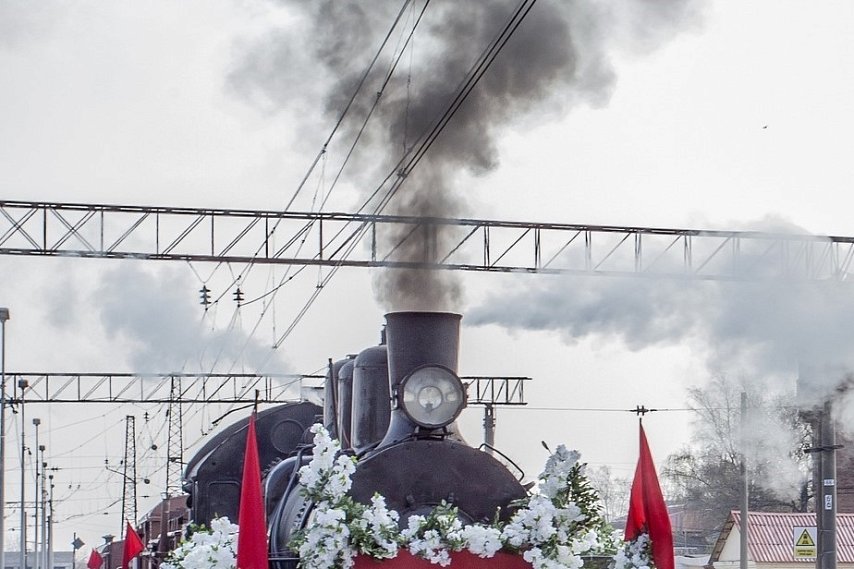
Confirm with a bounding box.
[469,218,854,500]
[91,264,289,374]
[470,219,854,404]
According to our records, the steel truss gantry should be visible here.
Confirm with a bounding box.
[6,372,529,406]
[6,372,318,404]
[3,200,853,281]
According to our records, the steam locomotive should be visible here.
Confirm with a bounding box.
[183,311,528,567]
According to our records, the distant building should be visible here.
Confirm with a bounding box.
[611,503,718,555]
[98,536,125,569]
[708,511,854,569]
[670,503,719,555]
[136,495,191,569]
[3,551,75,569]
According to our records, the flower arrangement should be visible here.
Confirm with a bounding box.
[501,445,607,569]
[161,517,238,569]
[289,424,610,569]
[290,424,401,568]
[399,501,504,565]
[612,533,654,569]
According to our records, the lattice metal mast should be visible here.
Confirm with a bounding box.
[121,415,137,529]
[165,377,183,497]
[2,200,853,281]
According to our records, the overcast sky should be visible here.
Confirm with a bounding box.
[2,0,854,553]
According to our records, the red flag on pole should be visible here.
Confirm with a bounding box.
[236,412,268,569]
[121,521,145,569]
[87,549,104,569]
[625,423,674,569]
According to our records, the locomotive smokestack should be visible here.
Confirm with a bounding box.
[386,311,461,385]
[380,311,465,446]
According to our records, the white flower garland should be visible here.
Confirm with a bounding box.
[294,424,401,569]
[162,517,238,569]
[613,532,654,569]
[290,425,608,569]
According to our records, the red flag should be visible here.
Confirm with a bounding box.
[237,412,268,569]
[625,424,674,569]
[121,521,145,569]
[87,549,104,569]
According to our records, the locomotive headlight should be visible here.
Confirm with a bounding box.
[399,365,466,428]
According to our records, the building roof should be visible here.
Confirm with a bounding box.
[709,511,854,564]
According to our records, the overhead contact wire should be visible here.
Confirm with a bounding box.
[270,0,541,348]
[190,2,419,398]
[210,0,415,307]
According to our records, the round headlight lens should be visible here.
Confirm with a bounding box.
[399,365,466,428]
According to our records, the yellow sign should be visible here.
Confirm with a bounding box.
[793,526,817,558]
[796,530,815,547]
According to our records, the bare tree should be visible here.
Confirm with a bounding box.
[587,465,630,524]
[663,376,812,549]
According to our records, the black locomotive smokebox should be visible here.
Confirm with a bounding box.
[385,311,461,390]
[349,439,526,524]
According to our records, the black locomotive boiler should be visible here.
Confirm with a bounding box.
[183,311,528,567]
[183,400,321,525]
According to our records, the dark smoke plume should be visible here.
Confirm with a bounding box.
[229,0,700,311]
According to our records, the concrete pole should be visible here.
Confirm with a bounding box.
[483,404,495,455]
[740,392,749,569]
[32,421,40,569]
[40,452,47,569]
[817,400,837,569]
[47,475,54,569]
[0,308,9,569]
[20,379,28,569]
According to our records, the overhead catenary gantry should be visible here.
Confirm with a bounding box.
[4,372,316,404]
[4,372,529,406]
[2,200,854,281]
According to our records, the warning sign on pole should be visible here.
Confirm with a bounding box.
[793,526,817,558]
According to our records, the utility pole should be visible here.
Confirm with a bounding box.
[483,403,495,455]
[740,392,749,569]
[0,307,9,569]
[20,378,29,569]
[33,419,40,569]
[815,400,839,569]
[48,474,54,569]
[41,450,48,569]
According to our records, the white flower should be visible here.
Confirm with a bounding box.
[162,516,237,569]
[298,424,357,502]
[613,532,654,569]
[460,525,502,558]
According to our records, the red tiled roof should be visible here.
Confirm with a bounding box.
[710,511,854,563]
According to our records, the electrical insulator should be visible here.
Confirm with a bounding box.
[199,285,211,307]
[233,287,244,307]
